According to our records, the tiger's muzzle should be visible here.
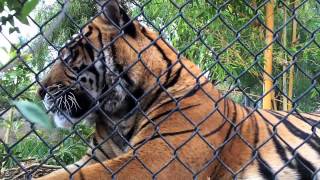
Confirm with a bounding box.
[38,84,95,128]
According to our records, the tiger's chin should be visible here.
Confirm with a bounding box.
[52,111,96,128]
[53,112,77,128]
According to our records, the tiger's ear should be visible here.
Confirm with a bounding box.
[98,0,121,26]
[97,0,136,37]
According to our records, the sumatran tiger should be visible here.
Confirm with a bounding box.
[36,0,320,179]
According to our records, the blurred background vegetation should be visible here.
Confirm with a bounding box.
[0,0,319,177]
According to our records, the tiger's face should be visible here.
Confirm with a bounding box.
[38,38,110,128]
[38,1,139,128]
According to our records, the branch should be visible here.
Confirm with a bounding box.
[31,0,71,53]
[11,163,61,179]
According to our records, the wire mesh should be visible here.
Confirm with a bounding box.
[0,0,319,179]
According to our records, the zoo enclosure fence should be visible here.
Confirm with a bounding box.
[0,0,319,179]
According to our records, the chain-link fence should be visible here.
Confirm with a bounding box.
[0,0,319,179]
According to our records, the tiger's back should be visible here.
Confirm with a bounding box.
[126,81,320,179]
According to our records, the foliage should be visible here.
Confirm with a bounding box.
[0,124,94,169]
[130,0,320,111]
[0,0,39,33]
[0,48,37,111]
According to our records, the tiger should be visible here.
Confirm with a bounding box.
[36,0,320,179]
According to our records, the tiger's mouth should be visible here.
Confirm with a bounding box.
[43,85,96,128]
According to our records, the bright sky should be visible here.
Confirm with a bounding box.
[0,0,56,65]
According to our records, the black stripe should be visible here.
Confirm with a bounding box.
[92,25,105,91]
[183,83,203,98]
[294,154,316,179]
[91,24,103,54]
[133,129,194,148]
[266,126,295,169]
[78,64,87,72]
[84,26,93,37]
[223,101,237,142]
[120,8,136,38]
[257,153,274,180]
[124,125,136,142]
[67,48,79,64]
[239,106,248,133]
[84,43,95,61]
[140,30,175,110]
[92,134,111,159]
[163,67,182,89]
[268,111,317,178]
[253,119,274,179]
[138,104,200,132]
[79,64,100,90]
[122,73,134,86]
[252,110,260,155]
[93,136,98,146]
[109,40,138,97]
[242,107,261,156]
[110,43,117,60]
[291,113,320,128]
[142,31,172,83]
[114,62,136,87]
[305,112,320,118]
[110,43,144,112]
[64,70,76,81]
[204,99,231,138]
[78,170,86,180]
[147,81,202,116]
[269,111,320,154]
[151,104,200,121]
[203,120,227,138]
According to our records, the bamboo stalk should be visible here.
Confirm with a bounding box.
[282,4,288,111]
[262,0,275,110]
[288,0,299,110]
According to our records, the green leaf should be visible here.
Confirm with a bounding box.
[15,0,39,25]
[12,100,56,129]
[20,0,39,18]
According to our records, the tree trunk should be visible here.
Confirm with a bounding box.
[262,0,275,110]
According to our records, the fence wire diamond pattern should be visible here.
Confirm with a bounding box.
[0,0,319,179]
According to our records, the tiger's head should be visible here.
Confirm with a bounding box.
[38,0,193,128]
